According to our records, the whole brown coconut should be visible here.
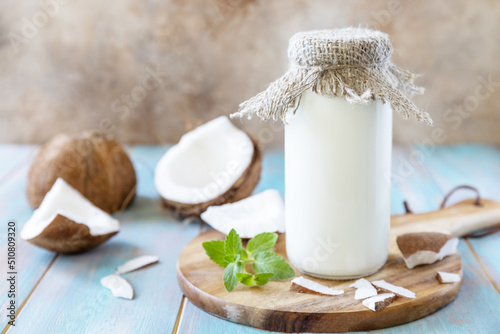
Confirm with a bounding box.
[27,132,136,213]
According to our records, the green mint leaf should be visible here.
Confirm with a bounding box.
[247,232,278,256]
[235,273,254,286]
[239,249,249,260]
[224,253,240,264]
[224,229,243,262]
[202,240,227,267]
[253,252,295,279]
[223,262,243,291]
[254,273,274,286]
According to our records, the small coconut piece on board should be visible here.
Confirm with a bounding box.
[290,276,344,296]
[349,278,378,300]
[27,132,136,214]
[200,189,285,238]
[115,255,159,275]
[372,280,416,299]
[362,293,396,311]
[437,271,461,283]
[155,116,261,218]
[21,178,120,253]
[101,274,134,299]
[396,232,458,269]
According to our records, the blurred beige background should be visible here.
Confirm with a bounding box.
[0,0,499,147]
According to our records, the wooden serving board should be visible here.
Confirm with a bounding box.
[177,199,500,332]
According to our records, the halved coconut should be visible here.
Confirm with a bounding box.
[21,178,120,253]
[155,116,261,218]
[396,232,458,269]
[27,132,136,213]
[200,189,285,238]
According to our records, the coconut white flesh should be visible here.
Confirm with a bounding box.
[200,189,285,238]
[291,276,344,296]
[349,278,378,300]
[21,178,120,240]
[154,116,254,205]
[437,271,461,283]
[372,280,416,299]
[115,255,159,275]
[362,293,396,311]
[404,238,458,269]
[100,274,134,299]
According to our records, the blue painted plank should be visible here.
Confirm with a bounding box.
[8,146,200,333]
[0,145,37,182]
[418,144,500,291]
[0,147,56,328]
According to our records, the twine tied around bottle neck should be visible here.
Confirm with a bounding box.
[231,28,433,125]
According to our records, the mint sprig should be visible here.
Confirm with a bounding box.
[202,229,295,291]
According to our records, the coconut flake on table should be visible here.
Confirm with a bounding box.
[154,116,254,205]
[437,271,461,283]
[200,189,285,238]
[290,276,344,296]
[349,278,378,300]
[372,280,416,299]
[100,274,134,299]
[20,178,120,253]
[115,255,159,275]
[396,232,458,269]
[362,293,396,311]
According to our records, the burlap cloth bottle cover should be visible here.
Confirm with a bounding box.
[231,28,433,125]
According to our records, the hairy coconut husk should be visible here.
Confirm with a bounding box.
[27,214,118,254]
[27,132,136,213]
[161,136,262,218]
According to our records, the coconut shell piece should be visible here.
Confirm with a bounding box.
[362,293,397,311]
[101,274,134,299]
[27,132,136,214]
[437,271,461,284]
[28,214,118,254]
[396,232,458,269]
[115,255,159,275]
[161,136,261,218]
[371,280,416,299]
[290,276,344,296]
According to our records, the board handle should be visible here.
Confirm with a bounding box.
[440,185,481,209]
[399,185,500,238]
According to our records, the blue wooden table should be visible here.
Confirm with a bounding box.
[0,144,499,333]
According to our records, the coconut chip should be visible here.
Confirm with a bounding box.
[397,232,458,269]
[290,276,344,296]
[201,189,285,238]
[349,278,378,300]
[372,280,416,299]
[362,293,396,311]
[114,255,159,275]
[437,271,461,283]
[100,274,134,299]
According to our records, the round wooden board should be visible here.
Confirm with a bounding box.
[177,230,463,333]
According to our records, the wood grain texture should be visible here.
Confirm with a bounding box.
[177,227,463,331]
[6,146,201,333]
